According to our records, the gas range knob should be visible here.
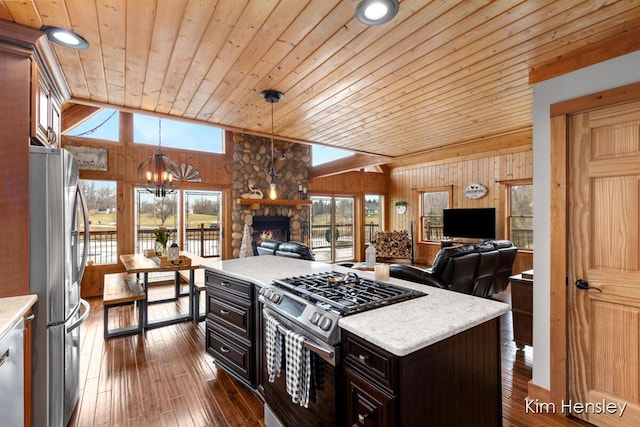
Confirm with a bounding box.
[319,317,333,331]
[309,312,322,325]
[262,288,273,299]
[270,292,282,303]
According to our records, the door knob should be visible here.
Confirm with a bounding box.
[575,279,602,292]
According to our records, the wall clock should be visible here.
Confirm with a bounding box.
[463,183,487,200]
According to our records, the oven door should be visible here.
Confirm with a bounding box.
[262,308,340,427]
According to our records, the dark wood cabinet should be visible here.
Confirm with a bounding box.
[343,334,396,427]
[509,270,533,349]
[342,318,502,426]
[344,368,395,427]
[205,271,257,387]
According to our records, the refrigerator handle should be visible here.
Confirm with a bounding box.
[76,185,90,281]
[66,299,90,333]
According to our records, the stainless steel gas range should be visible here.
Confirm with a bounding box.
[259,270,425,427]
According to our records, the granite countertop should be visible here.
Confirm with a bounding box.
[0,295,38,341]
[199,256,509,357]
[200,255,336,286]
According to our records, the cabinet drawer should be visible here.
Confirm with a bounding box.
[344,367,395,427]
[207,293,252,341]
[343,333,396,391]
[205,271,253,300]
[206,321,253,384]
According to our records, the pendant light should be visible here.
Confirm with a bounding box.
[137,118,178,198]
[261,89,284,200]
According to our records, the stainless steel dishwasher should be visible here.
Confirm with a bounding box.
[0,317,25,427]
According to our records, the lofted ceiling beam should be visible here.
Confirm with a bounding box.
[61,104,102,134]
[529,25,640,84]
[309,153,390,179]
[387,128,532,169]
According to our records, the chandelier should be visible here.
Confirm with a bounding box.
[261,89,284,200]
[137,118,178,198]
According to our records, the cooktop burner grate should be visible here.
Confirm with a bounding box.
[272,271,425,316]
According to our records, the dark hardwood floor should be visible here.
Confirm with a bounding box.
[496,290,590,427]
[68,283,590,426]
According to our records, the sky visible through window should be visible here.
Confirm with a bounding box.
[65,109,224,153]
[66,109,355,162]
[312,145,354,166]
[133,114,223,153]
[66,109,120,141]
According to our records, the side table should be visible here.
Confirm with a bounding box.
[509,270,533,349]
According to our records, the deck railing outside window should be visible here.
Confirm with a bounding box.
[310,224,355,249]
[80,224,221,265]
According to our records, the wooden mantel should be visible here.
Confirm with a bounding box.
[235,198,312,210]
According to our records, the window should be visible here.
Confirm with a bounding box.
[81,180,117,264]
[311,145,354,166]
[134,189,223,258]
[133,114,224,153]
[65,109,120,142]
[420,187,450,242]
[364,194,383,243]
[184,190,222,257]
[507,182,533,249]
[134,189,179,254]
[310,196,355,262]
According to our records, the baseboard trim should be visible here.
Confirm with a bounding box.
[527,380,551,402]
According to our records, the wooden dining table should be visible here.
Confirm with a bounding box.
[119,252,200,329]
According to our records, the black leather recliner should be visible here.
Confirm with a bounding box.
[256,240,315,261]
[388,240,517,298]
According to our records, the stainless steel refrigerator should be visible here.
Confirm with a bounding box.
[29,146,90,427]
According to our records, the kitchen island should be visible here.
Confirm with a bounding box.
[200,255,509,426]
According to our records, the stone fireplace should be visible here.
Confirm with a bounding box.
[230,132,310,258]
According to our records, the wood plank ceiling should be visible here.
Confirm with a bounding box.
[1,0,639,162]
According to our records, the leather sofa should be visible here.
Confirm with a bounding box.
[389,240,517,298]
[256,240,315,261]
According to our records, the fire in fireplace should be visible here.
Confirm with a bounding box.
[252,216,290,254]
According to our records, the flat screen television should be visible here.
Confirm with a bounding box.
[442,208,496,240]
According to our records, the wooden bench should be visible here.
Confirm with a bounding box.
[103,273,146,339]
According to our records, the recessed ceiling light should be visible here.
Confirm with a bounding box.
[41,26,89,50]
[355,0,399,26]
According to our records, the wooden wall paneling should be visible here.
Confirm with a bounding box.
[0,46,32,297]
[388,141,533,264]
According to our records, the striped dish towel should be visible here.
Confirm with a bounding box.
[264,312,283,383]
[285,329,311,407]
